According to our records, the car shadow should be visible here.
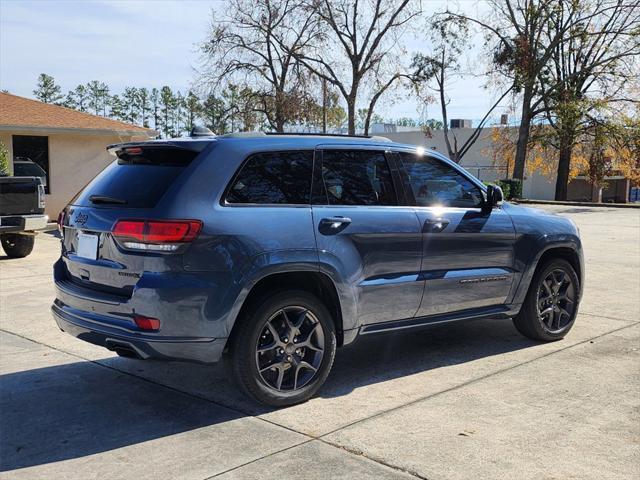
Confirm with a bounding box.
[320,317,536,398]
[0,357,245,472]
[1,317,538,471]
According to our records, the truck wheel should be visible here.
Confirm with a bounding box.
[513,259,580,341]
[1,234,35,258]
[228,290,337,407]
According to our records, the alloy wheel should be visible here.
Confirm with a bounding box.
[536,268,576,333]
[255,306,325,391]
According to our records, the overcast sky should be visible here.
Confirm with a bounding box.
[0,0,509,124]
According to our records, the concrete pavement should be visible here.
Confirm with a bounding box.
[1,205,638,479]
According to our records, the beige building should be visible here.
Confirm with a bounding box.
[0,92,156,217]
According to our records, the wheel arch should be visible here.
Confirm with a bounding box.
[512,241,584,306]
[225,270,346,352]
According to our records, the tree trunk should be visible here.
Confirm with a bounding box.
[513,89,533,181]
[555,139,573,201]
[591,182,603,203]
[513,118,531,181]
[346,97,356,135]
[322,79,327,134]
[274,90,285,133]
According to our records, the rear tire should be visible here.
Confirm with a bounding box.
[228,290,336,407]
[513,258,580,341]
[1,233,35,258]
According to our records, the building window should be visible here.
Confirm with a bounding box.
[12,135,50,193]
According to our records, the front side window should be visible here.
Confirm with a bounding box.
[397,152,483,208]
[226,151,314,205]
[318,150,396,206]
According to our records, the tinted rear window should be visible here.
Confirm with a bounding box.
[72,147,198,208]
[14,162,46,177]
[226,151,313,205]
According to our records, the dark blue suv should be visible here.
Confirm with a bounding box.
[53,133,583,406]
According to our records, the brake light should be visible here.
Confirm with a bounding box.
[134,315,160,331]
[123,147,143,155]
[112,219,202,252]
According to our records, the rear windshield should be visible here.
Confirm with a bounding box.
[14,162,46,177]
[72,147,199,209]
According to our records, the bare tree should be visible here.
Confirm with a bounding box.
[444,0,597,181]
[539,0,640,200]
[412,17,513,163]
[199,0,318,132]
[295,0,420,135]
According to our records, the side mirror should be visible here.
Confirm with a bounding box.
[484,184,504,212]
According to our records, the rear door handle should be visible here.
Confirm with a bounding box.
[319,216,352,235]
[423,218,449,233]
[320,216,352,228]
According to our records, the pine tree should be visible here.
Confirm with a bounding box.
[150,88,160,132]
[86,80,110,116]
[33,73,63,104]
[174,91,185,134]
[138,88,150,128]
[159,86,175,138]
[202,94,229,134]
[73,85,89,111]
[122,87,140,125]
[63,84,88,111]
[109,94,125,121]
[184,91,201,132]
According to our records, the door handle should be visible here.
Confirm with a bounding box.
[423,218,449,233]
[319,216,352,235]
[320,216,352,229]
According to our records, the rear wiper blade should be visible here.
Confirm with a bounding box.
[89,195,127,205]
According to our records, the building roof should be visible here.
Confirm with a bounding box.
[0,92,157,137]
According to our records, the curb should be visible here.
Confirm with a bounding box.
[515,199,640,209]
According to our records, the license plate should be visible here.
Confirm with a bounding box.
[76,233,99,260]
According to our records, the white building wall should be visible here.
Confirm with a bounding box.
[382,127,558,200]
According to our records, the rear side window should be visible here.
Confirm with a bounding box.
[318,150,397,206]
[72,147,198,209]
[397,152,483,208]
[226,151,313,205]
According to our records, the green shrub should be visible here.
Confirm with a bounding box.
[498,179,522,199]
[482,179,522,200]
[0,141,9,176]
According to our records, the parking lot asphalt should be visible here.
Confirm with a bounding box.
[1,204,638,480]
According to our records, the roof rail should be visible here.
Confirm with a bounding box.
[218,131,391,142]
[265,132,389,140]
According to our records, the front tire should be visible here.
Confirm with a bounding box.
[513,258,580,341]
[228,290,337,407]
[1,233,35,258]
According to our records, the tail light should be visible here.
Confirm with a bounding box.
[57,210,66,234]
[37,184,45,209]
[112,219,202,252]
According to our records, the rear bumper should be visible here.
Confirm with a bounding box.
[52,302,226,363]
[0,214,49,233]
